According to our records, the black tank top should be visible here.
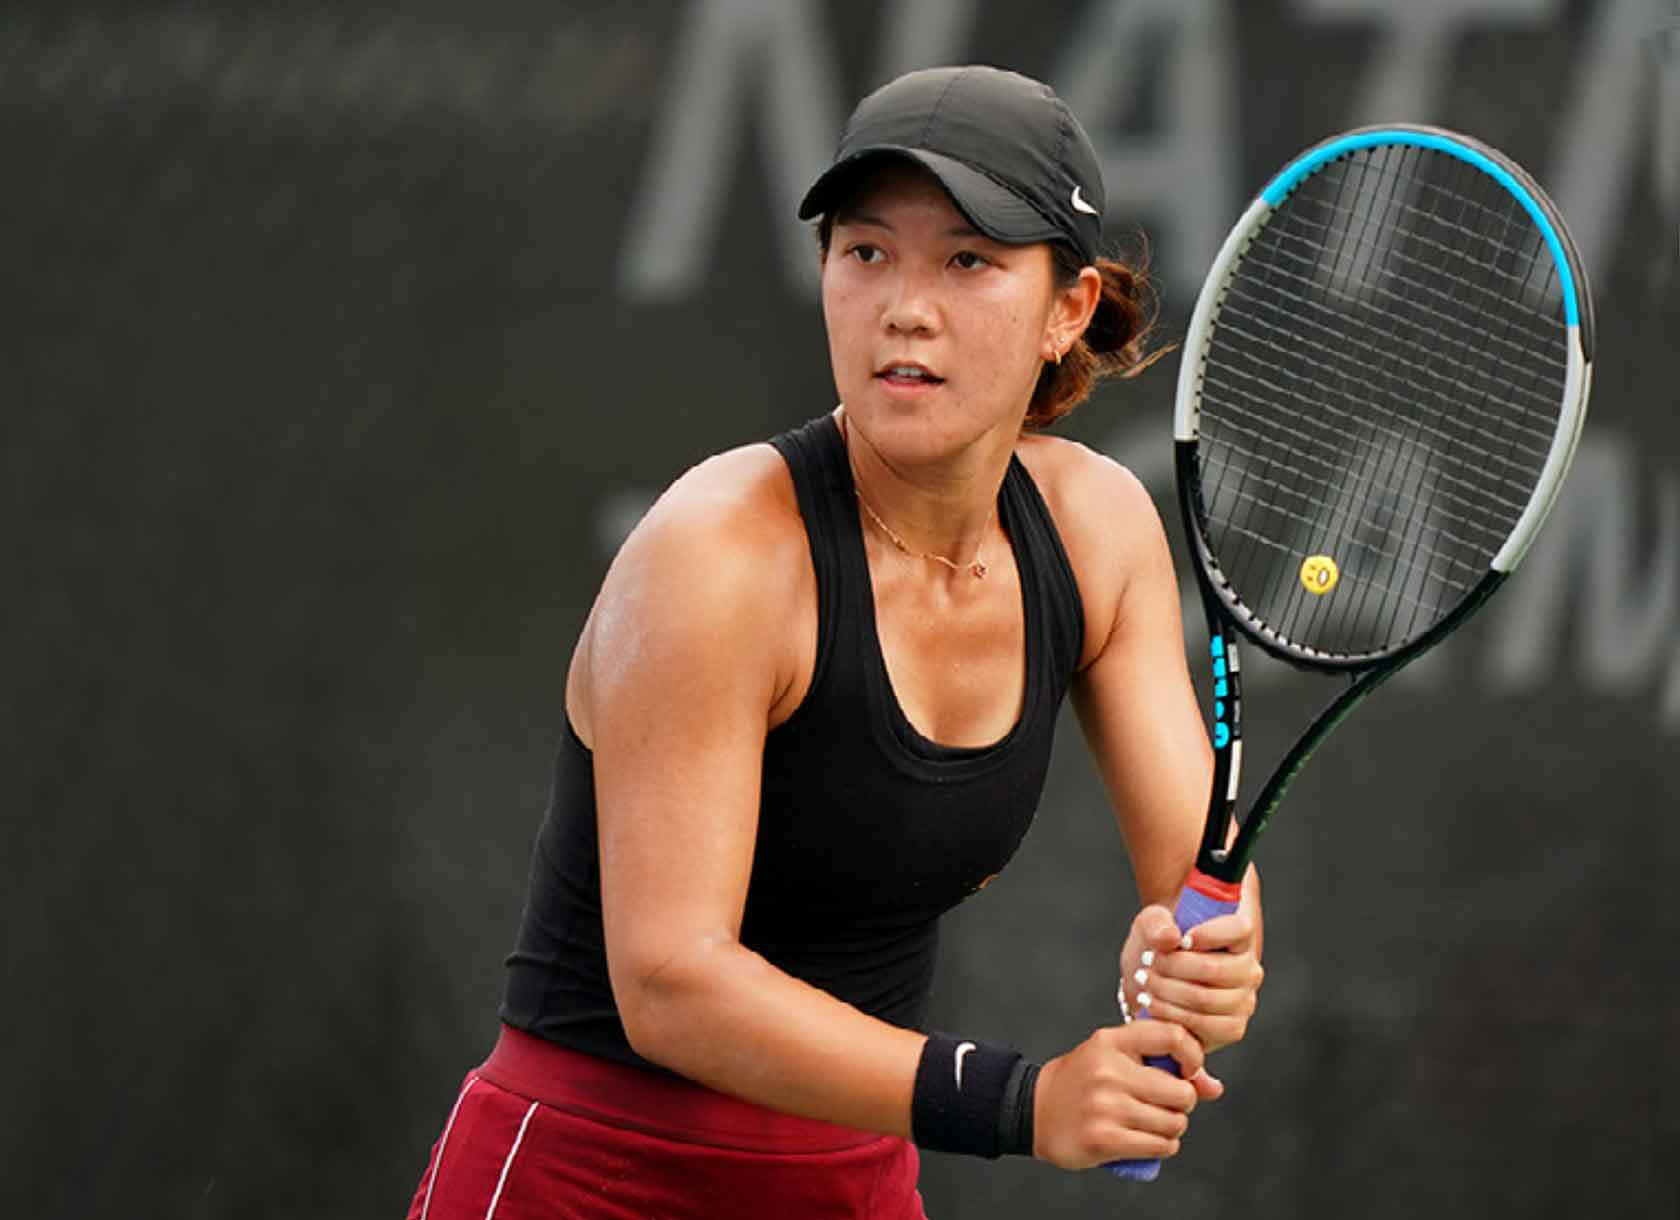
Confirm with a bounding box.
[499,415,1085,1071]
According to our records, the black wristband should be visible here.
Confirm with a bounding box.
[911,1033,1036,1159]
[996,1057,1040,1157]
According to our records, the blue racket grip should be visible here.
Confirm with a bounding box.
[1107,871,1241,1182]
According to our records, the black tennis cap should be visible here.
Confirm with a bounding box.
[798,65,1106,265]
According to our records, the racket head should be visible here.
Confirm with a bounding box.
[1174,124,1594,671]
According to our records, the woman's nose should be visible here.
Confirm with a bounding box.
[881,271,940,336]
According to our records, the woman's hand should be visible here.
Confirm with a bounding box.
[1033,1022,1223,1169]
[1119,900,1263,1054]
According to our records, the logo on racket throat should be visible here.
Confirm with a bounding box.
[1212,635,1232,749]
[1300,554,1340,594]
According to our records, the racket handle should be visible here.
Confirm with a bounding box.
[1106,870,1241,1183]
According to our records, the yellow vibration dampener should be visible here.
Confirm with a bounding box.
[1300,554,1339,594]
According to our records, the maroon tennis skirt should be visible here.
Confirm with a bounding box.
[404,1025,927,1220]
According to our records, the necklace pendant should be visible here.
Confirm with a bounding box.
[971,559,988,579]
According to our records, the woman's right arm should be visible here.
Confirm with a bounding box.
[575,449,926,1136]
[573,447,1209,1165]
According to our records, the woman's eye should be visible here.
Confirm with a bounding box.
[951,250,990,270]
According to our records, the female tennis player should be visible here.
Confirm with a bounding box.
[406,65,1263,1220]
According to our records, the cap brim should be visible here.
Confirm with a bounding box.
[797,147,1061,248]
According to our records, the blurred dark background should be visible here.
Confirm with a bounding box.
[5,1,1677,1216]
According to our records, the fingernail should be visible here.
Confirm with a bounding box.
[1141,950,1155,968]
[1138,991,1152,1008]
[1133,968,1149,986]
[1181,933,1194,951]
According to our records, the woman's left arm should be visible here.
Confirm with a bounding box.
[1062,450,1263,1056]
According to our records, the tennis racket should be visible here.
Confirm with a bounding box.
[1108,124,1594,1182]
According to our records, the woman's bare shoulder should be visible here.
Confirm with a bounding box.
[570,440,814,738]
[614,443,809,581]
[1014,433,1175,664]
[1015,434,1166,559]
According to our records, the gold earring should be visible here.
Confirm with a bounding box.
[1052,347,1063,366]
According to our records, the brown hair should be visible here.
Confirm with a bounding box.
[1027,241,1170,430]
[816,214,1169,431]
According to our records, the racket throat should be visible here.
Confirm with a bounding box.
[1197,630,1247,883]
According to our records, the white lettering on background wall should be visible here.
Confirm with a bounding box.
[1548,0,1665,291]
[617,0,843,300]
[874,0,981,85]
[617,0,978,302]
[1300,0,1561,125]
[1050,0,1235,304]
[1485,440,1680,729]
[1654,7,1680,293]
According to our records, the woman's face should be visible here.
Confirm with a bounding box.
[821,162,1074,466]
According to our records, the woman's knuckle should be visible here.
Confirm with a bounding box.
[1080,1122,1110,1160]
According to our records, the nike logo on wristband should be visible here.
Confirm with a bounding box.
[954,1041,976,1089]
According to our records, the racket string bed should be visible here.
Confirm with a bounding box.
[1206,521,1473,629]
[1195,145,1571,654]
[1201,436,1504,566]
[1198,419,1499,573]
[1206,251,1563,511]
[1204,316,1559,537]
[1202,345,1554,572]
[1202,408,1525,652]
[1281,156,1566,290]
[1203,354,1545,518]
[1223,144,1405,629]
[1275,186,1565,324]
[1381,166,1572,641]
[1243,154,1553,644]
[1214,282,1562,460]
[1239,156,1569,427]
[1220,244,1567,442]
[1323,158,1470,651]
[1203,403,1532,562]
[1200,459,1488,592]
[1274,148,1565,302]
[1257,201,1568,393]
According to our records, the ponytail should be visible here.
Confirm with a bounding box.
[1026,245,1171,430]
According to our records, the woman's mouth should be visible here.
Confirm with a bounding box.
[875,363,946,389]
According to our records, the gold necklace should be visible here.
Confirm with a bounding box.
[854,489,991,579]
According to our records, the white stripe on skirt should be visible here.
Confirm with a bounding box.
[419,1074,479,1220]
[484,1101,540,1220]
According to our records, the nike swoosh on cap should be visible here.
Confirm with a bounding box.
[1071,185,1099,216]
